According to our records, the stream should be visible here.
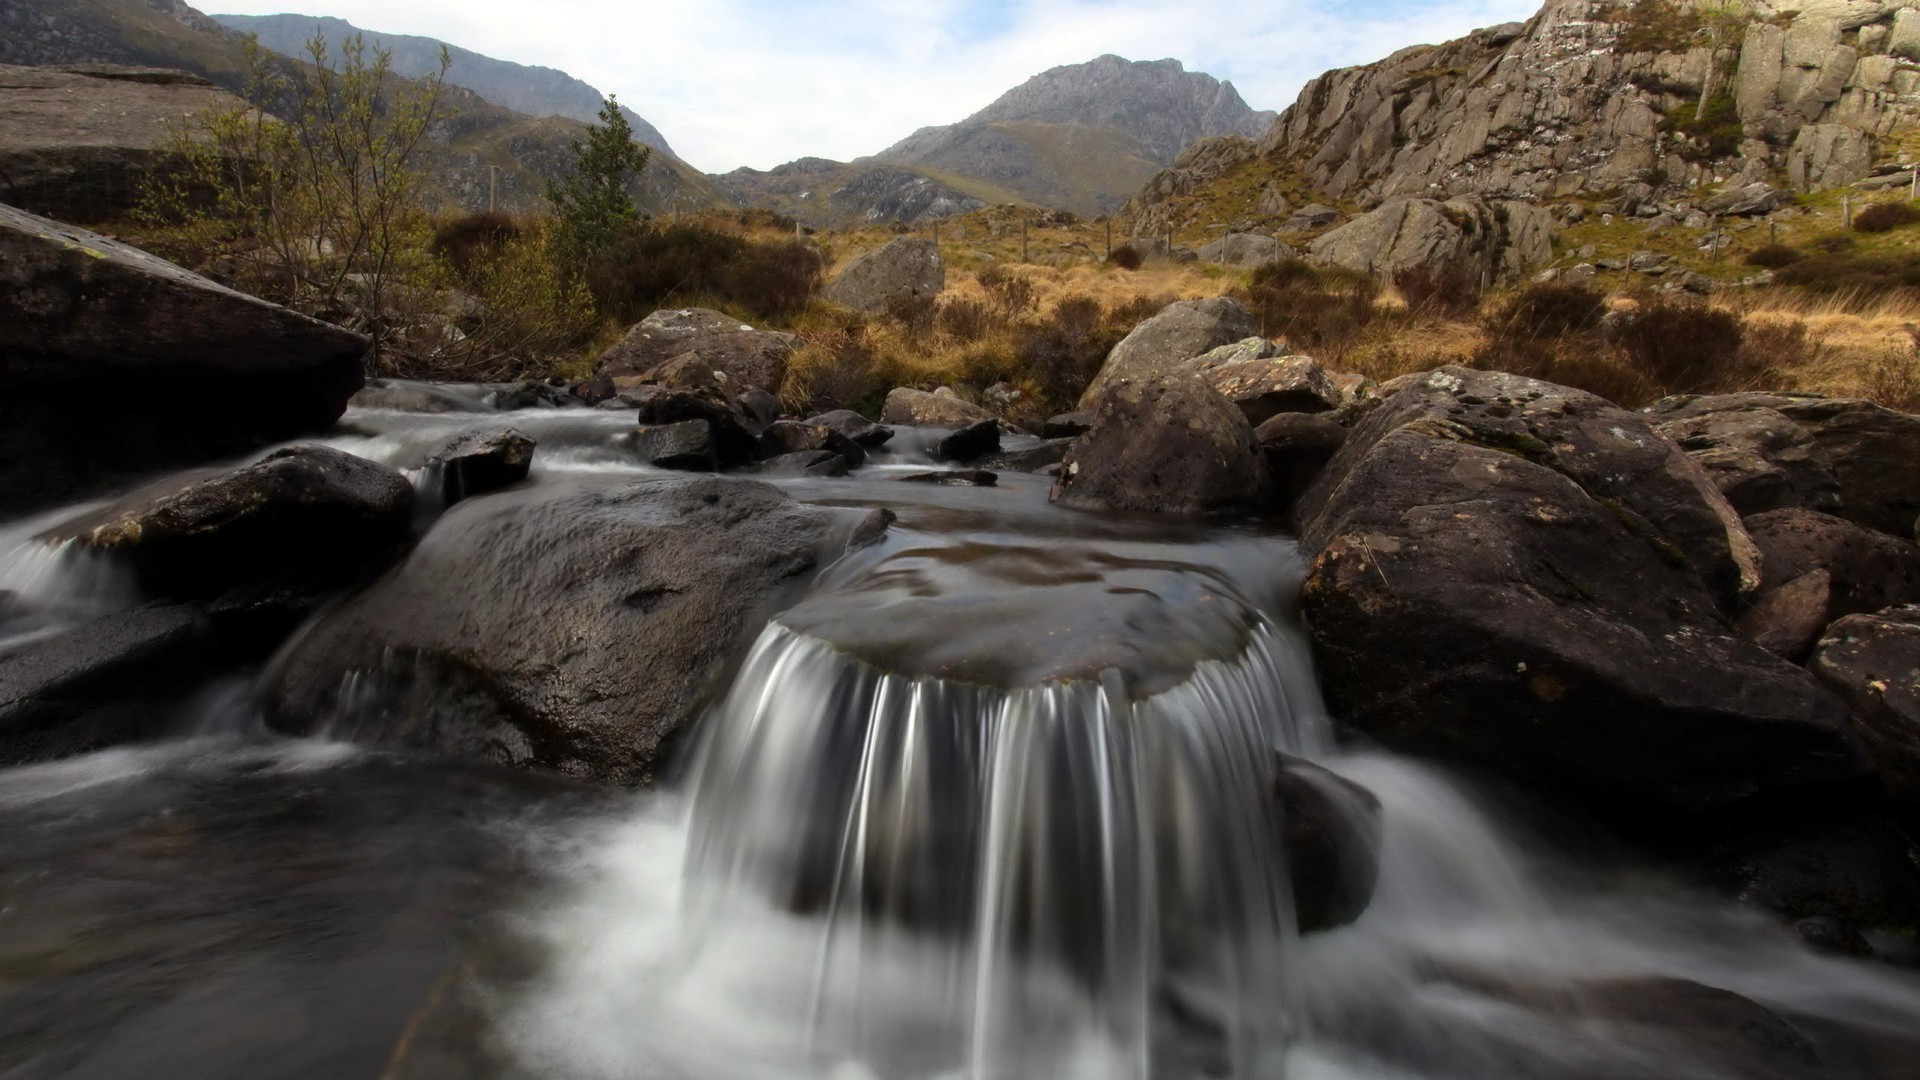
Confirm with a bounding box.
[3,393,1919,1080]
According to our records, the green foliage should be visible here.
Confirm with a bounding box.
[1852,200,1920,233]
[549,96,652,261]
[1604,0,1708,52]
[1663,91,1743,161]
[139,32,451,365]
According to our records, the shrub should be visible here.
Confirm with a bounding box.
[1612,296,1756,395]
[1744,243,1803,269]
[1394,264,1483,318]
[1773,250,1920,293]
[1865,347,1920,413]
[1474,334,1658,408]
[1487,283,1608,339]
[1106,244,1144,270]
[1234,259,1384,356]
[549,96,651,262]
[1852,200,1920,234]
[431,211,528,278]
[1810,232,1856,253]
[583,219,825,323]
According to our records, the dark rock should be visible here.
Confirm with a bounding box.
[823,237,944,313]
[933,418,1001,463]
[351,379,486,413]
[487,380,574,410]
[881,387,996,428]
[0,203,367,516]
[1736,510,1920,661]
[630,420,716,471]
[1794,915,1873,957]
[751,450,848,477]
[1052,372,1268,515]
[897,470,997,486]
[588,308,796,396]
[805,409,894,448]
[60,446,414,603]
[1274,754,1381,933]
[1809,606,1920,803]
[1256,412,1348,511]
[849,508,895,548]
[268,477,844,785]
[1295,367,1865,819]
[0,603,220,766]
[739,388,782,428]
[1648,393,1920,538]
[1187,345,1340,425]
[1078,297,1259,408]
[977,438,1073,473]
[1042,410,1095,439]
[429,428,535,505]
[756,420,865,468]
[1716,812,1920,955]
[626,384,761,466]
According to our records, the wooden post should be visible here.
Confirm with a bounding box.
[933,220,940,247]
[1910,168,1916,202]
[1166,226,1174,258]
[1769,219,1777,245]
[488,165,499,213]
[1105,220,1113,258]
[1844,194,1852,229]
[1020,217,1028,262]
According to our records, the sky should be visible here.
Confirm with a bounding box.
[206,0,1544,173]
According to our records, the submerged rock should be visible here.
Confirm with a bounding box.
[1052,372,1268,515]
[267,477,844,785]
[1078,297,1259,408]
[0,203,367,515]
[1295,367,1864,819]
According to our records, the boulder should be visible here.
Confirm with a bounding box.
[1735,509,1920,661]
[0,203,368,515]
[804,409,894,448]
[756,420,865,468]
[824,237,944,313]
[1197,233,1295,268]
[977,438,1074,473]
[629,420,716,471]
[0,64,248,223]
[932,418,1000,463]
[626,384,762,466]
[1257,412,1348,511]
[1787,124,1874,193]
[1700,182,1792,217]
[1042,410,1096,439]
[1295,367,1865,819]
[1052,372,1268,515]
[1647,392,1920,538]
[0,602,221,766]
[1809,606,1920,802]
[1717,812,1920,956]
[880,387,997,428]
[1307,197,1553,285]
[62,446,414,604]
[739,388,783,428]
[1078,297,1260,408]
[1274,754,1381,933]
[268,477,844,785]
[428,428,535,505]
[587,308,796,396]
[1186,344,1341,425]
[1282,204,1340,232]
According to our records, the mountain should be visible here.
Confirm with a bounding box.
[1125,0,1920,234]
[209,13,675,156]
[0,0,724,215]
[721,54,1275,225]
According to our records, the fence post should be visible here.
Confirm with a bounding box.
[1020,216,1028,262]
[1843,193,1852,229]
[933,220,940,247]
[1105,219,1113,259]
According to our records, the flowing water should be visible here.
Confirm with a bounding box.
[3,389,1919,1080]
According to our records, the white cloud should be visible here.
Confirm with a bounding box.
[206,0,1544,172]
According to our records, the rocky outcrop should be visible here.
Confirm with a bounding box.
[1648,392,1920,538]
[1078,297,1260,407]
[1810,605,1920,802]
[268,477,846,785]
[586,308,796,398]
[1735,508,1920,661]
[1308,198,1554,284]
[0,63,250,223]
[824,237,944,313]
[1295,367,1865,819]
[1195,232,1295,267]
[1787,122,1876,191]
[0,203,368,515]
[1051,371,1268,514]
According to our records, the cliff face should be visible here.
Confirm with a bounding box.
[1129,0,1920,231]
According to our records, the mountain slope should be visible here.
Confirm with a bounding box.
[210,12,674,155]
[1126,0,1920,234]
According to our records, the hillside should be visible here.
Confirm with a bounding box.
[1125,0,1920,235]
[0,0,724,215]
[209,12,675,155]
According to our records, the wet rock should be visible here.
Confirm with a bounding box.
[351,380,485,413]
[1052,372,1268,515]
[626,384,761,466]
[1078,297,1259,408]
[1042,410,1096,439]
[1736,510,1920,661]
[932,419,1001,463]
[750,450,848,477]
[1256,412,1348,512]
[588,308,796,397]
[977,438,1074,473]
[268,477,844,785]
[756,420,865,469]
[1274,754,1381,933]
[1648,393,1920,538]
[881,387,997,428]
[1295,367,1865,819]
[1188,346,1340,425]
[805,409,894,448]
[0,203,368,515]
[629,420,716,471]
[1809,606,1920,803]
[0,603,220,766]
[897,470,997,486]
[1717,812,1920,957]
[429,428,535,505]
[62,446,414,603]
[823,237,944,313]
[486,380,575,410]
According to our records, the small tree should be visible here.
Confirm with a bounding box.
[549,96,652,261]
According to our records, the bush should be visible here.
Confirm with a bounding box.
[1474,335,1658,408]
[1106,244,1144,270]
[583,219,825,323]
[1744,243,1804,269]
[1810,232,1856,253]
[1234,259,1384,355]
[1487,283,1608,339]
[1773,250,1920,293]
[1852,200,1920,234]
[1394,264,1483,318]
[432,211,528,278]
[1612,296,1755,395]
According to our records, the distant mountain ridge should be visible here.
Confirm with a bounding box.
[210,12,674,156]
